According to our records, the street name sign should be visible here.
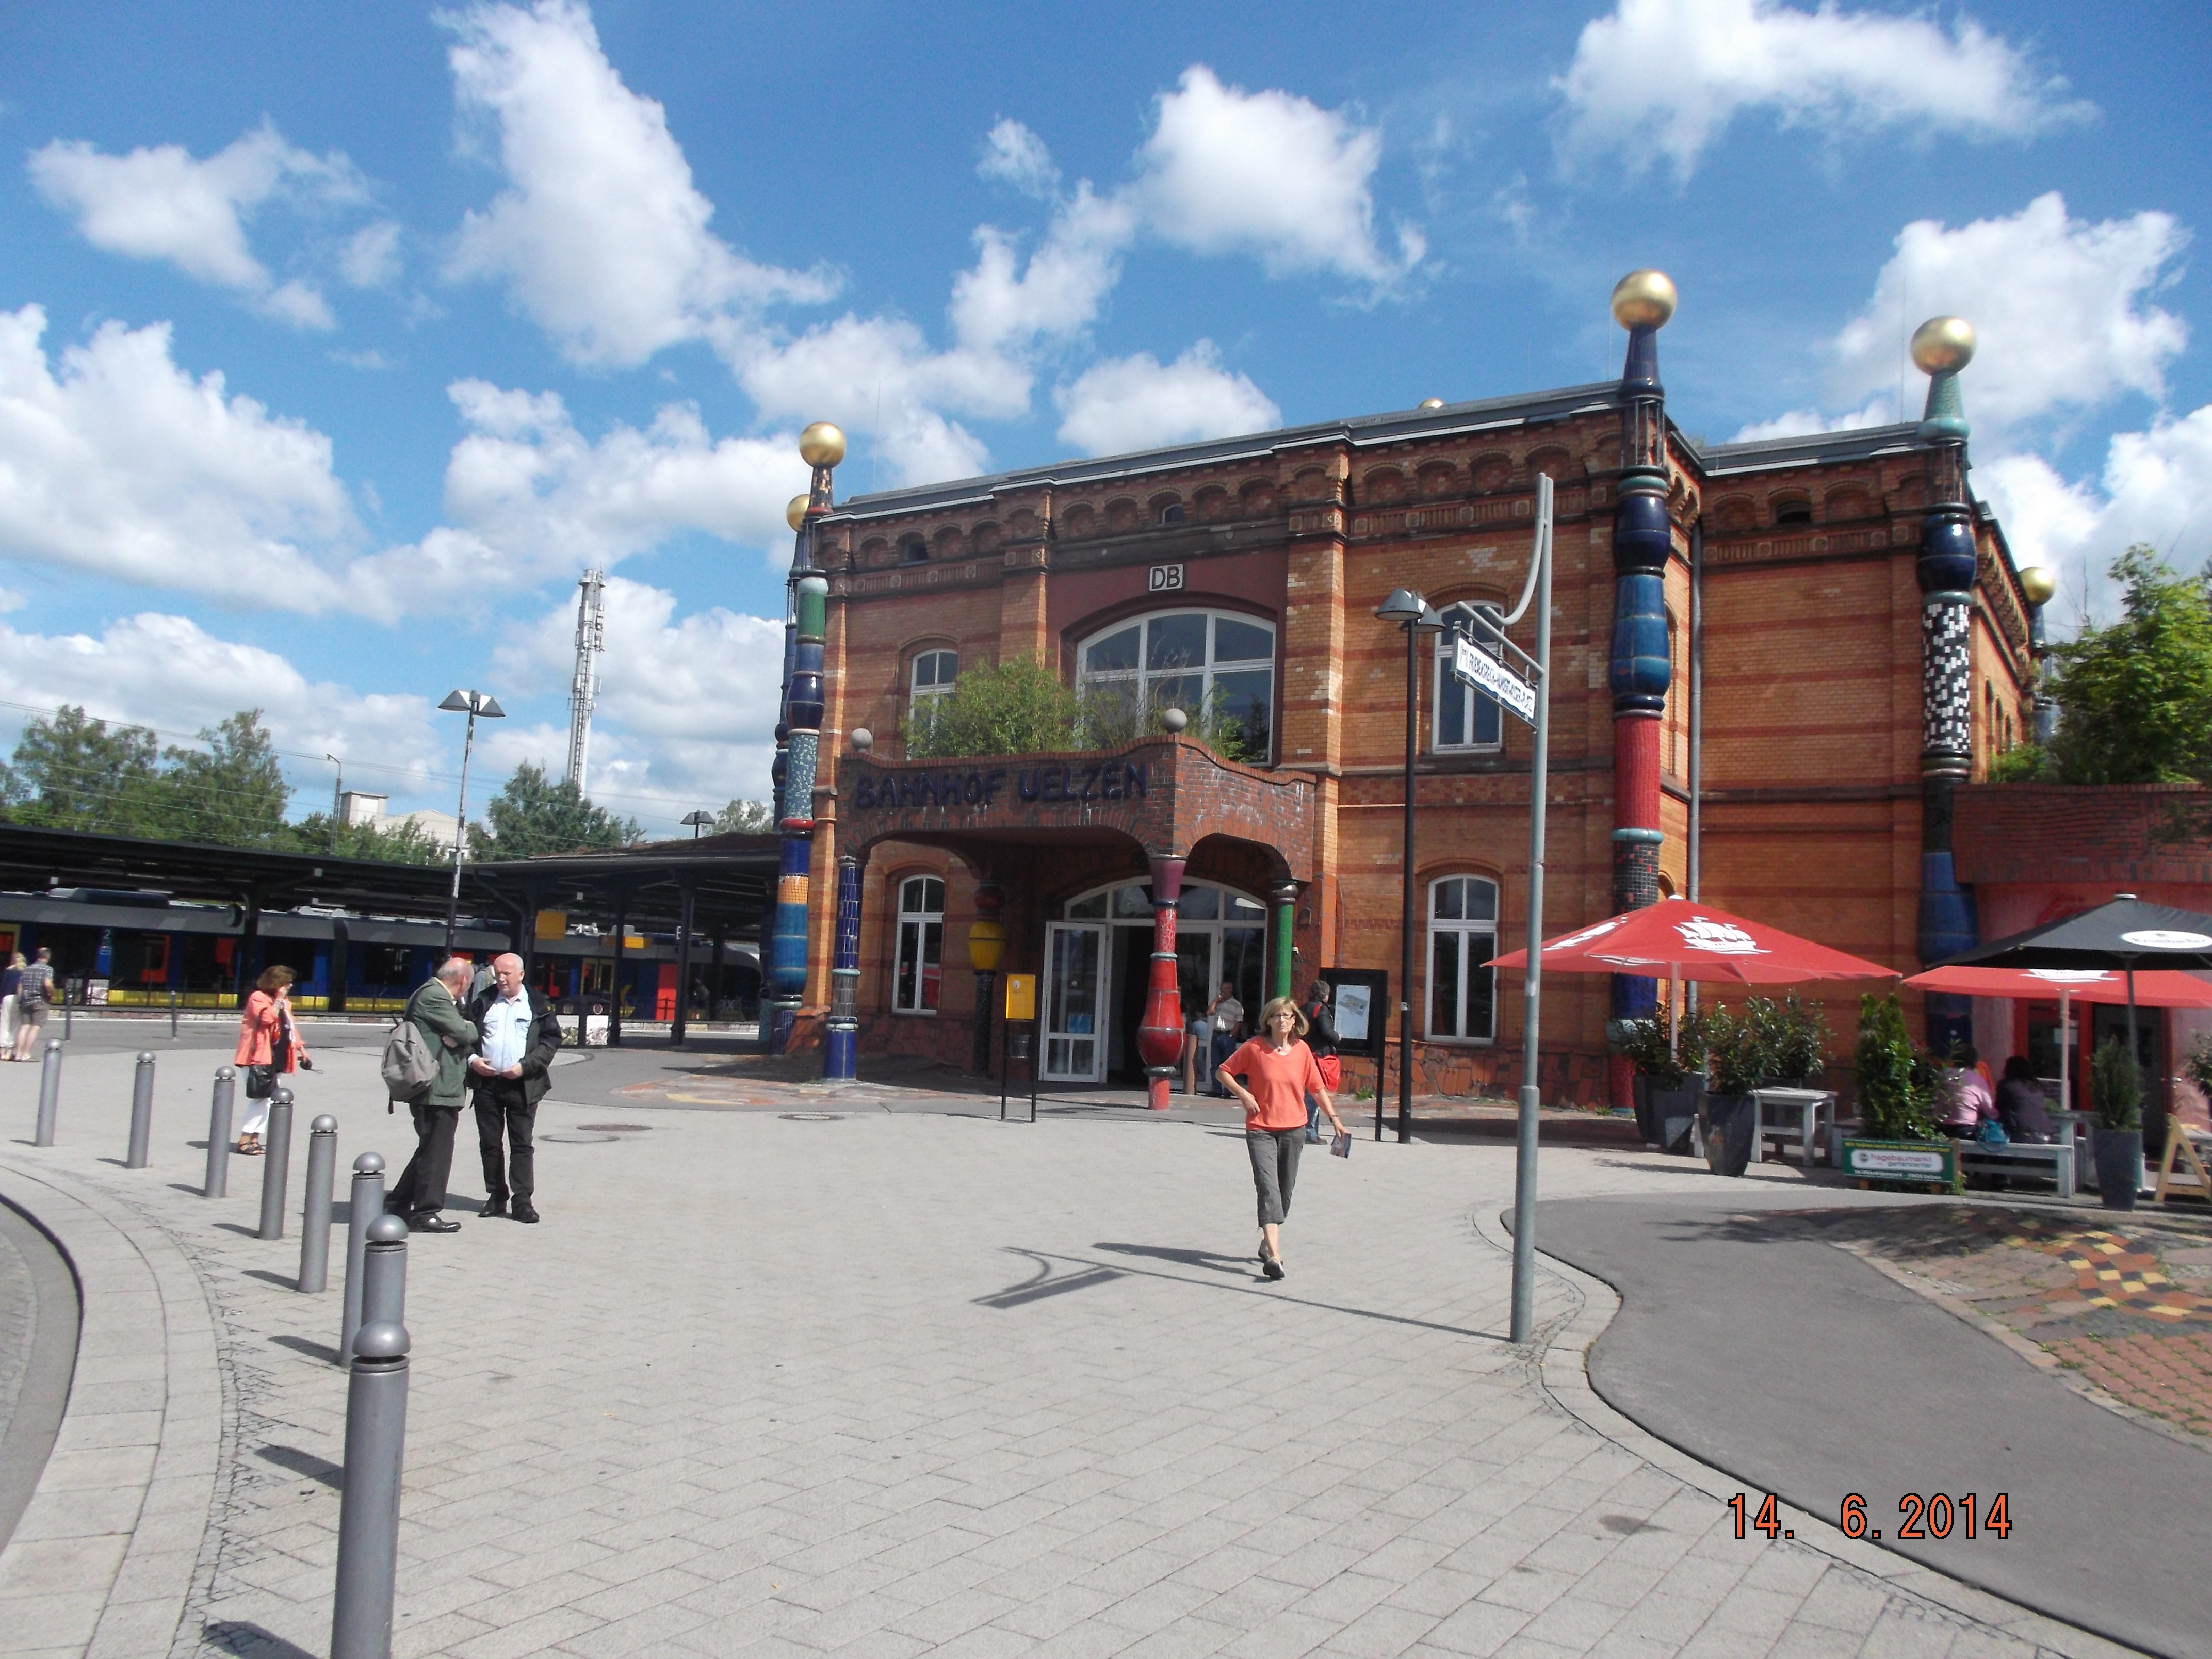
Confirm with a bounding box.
[1452,634,1537,725]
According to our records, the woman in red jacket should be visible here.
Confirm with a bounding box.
[1217,996,1345,1280]
[233,965,311,1154]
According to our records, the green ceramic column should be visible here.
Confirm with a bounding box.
[1270,881,1297,1002]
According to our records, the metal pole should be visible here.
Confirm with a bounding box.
[332,1214,410,1659]
[170,988,180,1040]
[299,1115,338,1293]
[63,986,72,1041]
[1511,475,1555,1346]
[258,1090,294,1241]
[205,1067,236,1197]
[1686,519,1703,1023]
[125,1051,156,1168]
[34,1040,61,1146]
[1398,619,1417,1145]
[445,706,477,952]
[343,1152,387,1362]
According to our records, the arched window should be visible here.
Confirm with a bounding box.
[893,875,944,1014]
[1433,604,1504,753]
[911,649,958,708]
[1427,875,1498,1043]
[1076,609,1275,761]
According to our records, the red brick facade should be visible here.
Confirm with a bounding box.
[791,387,2038,1102]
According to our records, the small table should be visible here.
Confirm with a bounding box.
[1753,1088,1837,1168]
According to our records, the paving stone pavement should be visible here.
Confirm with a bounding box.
[0,1041,2139,1658]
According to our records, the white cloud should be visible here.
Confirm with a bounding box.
[27,121,363,329]
[443,0,834,367]
[1132,66,1422,286]
[950,184,1136,356]
[1727,396,1894,444]
[1828,193,2187,433]
[1557,0,2090,178]
[1055,341,1280,457]
[978,118,1059,199]
[0,305,354,607]
[339,220,402,288]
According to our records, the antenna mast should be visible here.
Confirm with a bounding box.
[566,568,606,793]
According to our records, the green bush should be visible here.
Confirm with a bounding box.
[2092,1035,2144,1132]
[1852,994,1943,1141]
[1750,993,1830,1087]
[1699,1005,1774,1096]
[1616,1010,1706,1088]
[903,658,1079,758]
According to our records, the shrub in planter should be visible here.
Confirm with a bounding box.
[1618,1012,1707,1149]
[1695,1005,1771,1176]
[1749,994,1830,1088]
[1852,994,1943,1143]
[2092,1035,2144,1211]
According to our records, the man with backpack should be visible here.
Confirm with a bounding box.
[384,957,478,1233]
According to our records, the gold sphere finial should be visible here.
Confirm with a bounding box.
[2018,564,2057,607]
[1419,397,1445,410]
[1911,316,1975,375]
[785,494,811,533]
[798,421,847,468]
[1611,270,1677,330]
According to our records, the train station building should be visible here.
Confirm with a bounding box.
[768,276,2048,1109]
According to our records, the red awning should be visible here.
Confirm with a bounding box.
[1904,965,2212,1007]
[1487,897,1897,986]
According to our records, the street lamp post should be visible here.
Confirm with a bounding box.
[325,755,343,852]
[1375,589,1444,1145]
[681,810,714,839]
[437,690,505,950]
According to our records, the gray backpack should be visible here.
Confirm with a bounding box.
[380,1013,437,1104]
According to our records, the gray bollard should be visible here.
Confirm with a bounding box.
[257,1091,294,1241]
[298,1116,338,1293]
[34,1040,62,1147]
[125,1052,156,1169]
[357,1212,409,1331]
[331,1215,410,1659]
[204,1068,236,1198]
[169,988,180,1040]
[341,1152,386,1363]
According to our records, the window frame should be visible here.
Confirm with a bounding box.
[1432,603,1505,755]
[1425,874,1499,1045]
[1074,608,1277,763]
[909,648,959,708]
[891,874,945,1016]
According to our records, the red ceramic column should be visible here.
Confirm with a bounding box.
[1136,856,1188,1111]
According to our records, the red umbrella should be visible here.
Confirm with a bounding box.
[1904,966,2212,1007]
[1487,896,1897,984]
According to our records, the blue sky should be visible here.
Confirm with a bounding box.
[1,1,2205,836]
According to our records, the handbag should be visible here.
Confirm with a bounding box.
[1975,1117,2010,1147]
[1316,1053,1342,1092]
[245,1064,276,1099]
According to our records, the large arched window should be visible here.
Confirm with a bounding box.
[1427,875,1498,1043]
[1434,603,1504,753]
[893,875,944,1014]
[1076,609,1275,761]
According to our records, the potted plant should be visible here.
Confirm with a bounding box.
[1696,1004,1770,1177]
[1617,1011,1706,1151]
[2091,1035,2144,1210]
[1751,994,1830,1088]
[1841,995,1958,1190]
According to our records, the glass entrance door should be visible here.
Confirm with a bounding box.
[1043,922,1107,1082]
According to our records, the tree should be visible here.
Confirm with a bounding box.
[469,762,642,859]
[287,811,448,864]
[904,657,1079,758]
[713,799,776,834]
[2013,546,2212,785]
[158,711,291,845]
[4,705,163,833]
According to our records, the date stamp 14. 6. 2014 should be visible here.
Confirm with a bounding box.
[1727,1491,2012,1543]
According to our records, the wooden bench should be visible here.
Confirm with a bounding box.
[2154,1126,2212,1205]
[1957,1140,2075,1195]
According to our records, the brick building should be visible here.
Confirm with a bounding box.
[762,279,2046,1108]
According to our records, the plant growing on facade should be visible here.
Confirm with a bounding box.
[1852,994,1943,1141]
[2092,1035,2144,1132]
[903,657,1080,758]
[1075,672,1258,761]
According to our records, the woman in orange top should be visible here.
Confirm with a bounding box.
[233,965,311,1154]
[1217,996,1345,1280]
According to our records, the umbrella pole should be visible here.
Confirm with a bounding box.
[2058,991,2070,1116]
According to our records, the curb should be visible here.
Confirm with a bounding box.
[0,1154,220,1659]
[1471,1204,2144,1659]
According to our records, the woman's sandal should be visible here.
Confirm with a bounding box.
[237,1134,262,1156]
[1258,1243,1286,1281]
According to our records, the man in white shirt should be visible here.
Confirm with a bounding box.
[465,952,563,1223]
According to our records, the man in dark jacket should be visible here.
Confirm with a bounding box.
[387,957,478,1232]
[465,952,564,1224]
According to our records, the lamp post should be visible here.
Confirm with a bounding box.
[681,810,714,840]
[1376,589,1444,1145]
[326,754,343,851]
[437,690,505,950]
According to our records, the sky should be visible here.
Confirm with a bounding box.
[0,1,2205,838]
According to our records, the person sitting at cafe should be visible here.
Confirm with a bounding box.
[1995,1053,2057,1144]
[1940,1045,1999,1138]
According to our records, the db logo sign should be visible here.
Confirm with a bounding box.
[1149,564,1185,592]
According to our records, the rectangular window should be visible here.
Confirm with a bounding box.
[1426,875,1498,1042]
[1435,605,1504,753]
[893,875,945,1014]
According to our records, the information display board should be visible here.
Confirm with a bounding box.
[1315,968,1389,1061]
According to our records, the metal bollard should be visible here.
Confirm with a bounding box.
[205,1068,236,1198]
[34,1040,62,1147]
[332,1214,410,1659]
[257,1091,294,1241]
[125,1052,156,1168]
[169,989,180,1039]
[298,1115,339,1293]
[341,1151,386,1362]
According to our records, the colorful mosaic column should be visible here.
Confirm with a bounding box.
[768,422,843,1054]
[824,855,861,1080]
[1136,856,1188,1111]
[1911,319,1979,1053]
[1606,271,1677,1112]
[969,882,1006,1075]
[1269,880,1297,1003]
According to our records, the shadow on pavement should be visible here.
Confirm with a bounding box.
[199,1620,318,1657]
[254,1444,342,1489]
